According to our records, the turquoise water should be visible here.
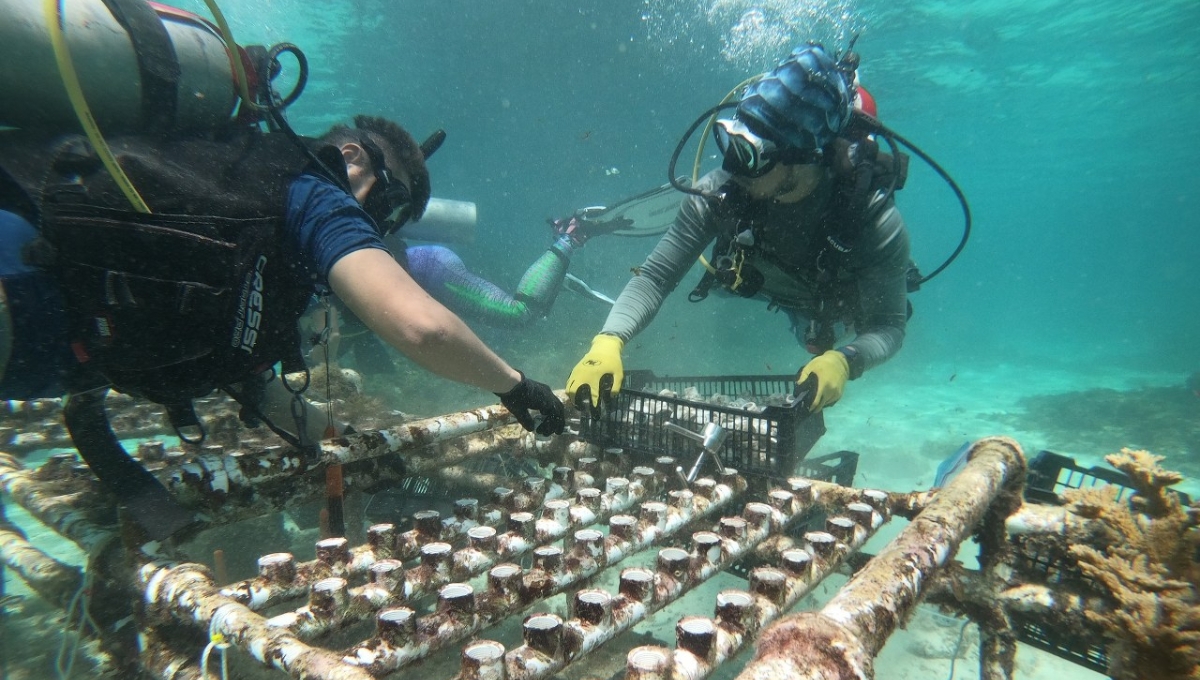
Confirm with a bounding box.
[162,0,1200,452]
[170,0,1200,385]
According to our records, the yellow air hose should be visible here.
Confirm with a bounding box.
[44,0,259,215]
[692,75,761,276]
[44,0,151,213]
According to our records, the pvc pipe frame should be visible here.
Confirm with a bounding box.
[736,436,1026,680]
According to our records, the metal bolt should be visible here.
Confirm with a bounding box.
[630,465,657,490]
[577,457,598,472]
[522,477,546,495]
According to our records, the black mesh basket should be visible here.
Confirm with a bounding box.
[577,371,826,480]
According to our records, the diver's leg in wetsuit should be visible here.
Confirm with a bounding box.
[63,388,199,542]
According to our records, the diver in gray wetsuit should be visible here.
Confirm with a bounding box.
[568,42,912,415]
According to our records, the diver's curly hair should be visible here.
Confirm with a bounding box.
[321,115,431,221]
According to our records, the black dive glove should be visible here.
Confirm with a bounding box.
[497,372,566,436]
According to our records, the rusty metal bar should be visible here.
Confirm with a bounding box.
[736,436,1026,680]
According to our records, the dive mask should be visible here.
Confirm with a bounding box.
[360,137,414,235]
[714,117,781,178]
[713,117,821,178]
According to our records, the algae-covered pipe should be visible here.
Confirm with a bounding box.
[737,436,1026,680]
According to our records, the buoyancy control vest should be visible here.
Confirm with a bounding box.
[689,131,910,308]
[0,128,342,408]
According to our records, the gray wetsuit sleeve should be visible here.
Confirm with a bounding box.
[845,202,910,374]
[600,185,722,341]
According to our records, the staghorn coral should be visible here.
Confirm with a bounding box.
[1106,448,1185,519]
[1061,449,1200,680]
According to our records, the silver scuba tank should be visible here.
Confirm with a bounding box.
[0,0,241,133]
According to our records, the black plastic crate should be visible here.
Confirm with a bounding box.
[1025,449,1191,506]
[577,371,826,479]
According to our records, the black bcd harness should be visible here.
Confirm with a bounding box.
[0,129,347,538]
[687,130,911,314]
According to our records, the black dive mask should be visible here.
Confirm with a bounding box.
[359,137,413,235]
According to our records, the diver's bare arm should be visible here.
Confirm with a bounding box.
[328,248,521,393]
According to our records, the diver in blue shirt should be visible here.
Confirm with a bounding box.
[0,115,565,539]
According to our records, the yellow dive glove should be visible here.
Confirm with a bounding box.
[566,334,624,416]
[796,349,850,413]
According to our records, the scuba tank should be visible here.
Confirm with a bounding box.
[0,0,290,134]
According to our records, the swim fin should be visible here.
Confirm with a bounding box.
[933,441,973,488]
[63,389,201,542]
[563,273,615,306]
[577,178,690,238]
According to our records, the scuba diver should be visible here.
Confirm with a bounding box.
[0,113,566,541]
[568,42,928,416]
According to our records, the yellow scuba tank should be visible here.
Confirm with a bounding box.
[0,0,272,133]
